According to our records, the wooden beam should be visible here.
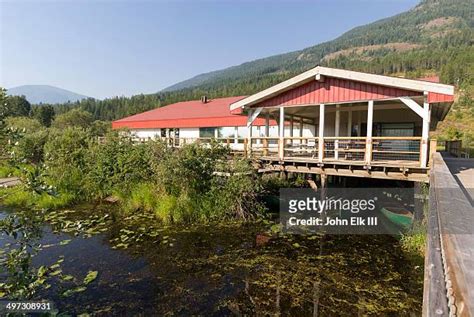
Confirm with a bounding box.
[335,105,340,160]
[290,115,294,137]
[279,107,285,160]
[299,117,304,138]
[318,104,325,163]
[260,164,429,182]
[420,92,430,167]
[247,107,263,127]
[357,110,362,137]
[399,97,427,119]
[347,109,352,137]
[365,101,374,165]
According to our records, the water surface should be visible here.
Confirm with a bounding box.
[0,206,423,316]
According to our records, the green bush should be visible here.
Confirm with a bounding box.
[43,128,91,196]
[85,132,154,199]
[9,129,49,165]
[5,117,42,132]
[1,125,265,223]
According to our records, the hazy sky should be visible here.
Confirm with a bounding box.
[1,0,418,99]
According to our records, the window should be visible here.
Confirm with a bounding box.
[199,127,216,138]
[217,127,235,138]
[380,123,414,137]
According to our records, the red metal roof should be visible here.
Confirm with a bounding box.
[112,96,277,129]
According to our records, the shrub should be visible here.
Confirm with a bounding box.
[85,132,154,199]
[51,109,93,129]
[5,117,42,132]
[9,129,49,165]
[43,128,91,196]
[154,142,228,197]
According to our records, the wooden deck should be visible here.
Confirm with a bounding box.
[131,136,435,182]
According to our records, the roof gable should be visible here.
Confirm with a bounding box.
[255,77,420,108]
[230,66,455,111]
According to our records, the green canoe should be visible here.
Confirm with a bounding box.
[381,207,413,230]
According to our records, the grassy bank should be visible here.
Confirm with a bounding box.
[0,125,265,223]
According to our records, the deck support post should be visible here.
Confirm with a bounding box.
[429,139,437,167]
[357,111,361,137]
[347,109,352,137]
[365,100,374,165]
[420,92,430,168]
[290,115,294,148]
[335,105,340,160]
[299,118,304,137]
[279,107,285,161]
[290,116,294,137]
[318,104,325,163]
[246,107,263,156]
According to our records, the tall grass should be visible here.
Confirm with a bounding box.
[0,187,77,209]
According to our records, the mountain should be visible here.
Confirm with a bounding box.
[163,0,473,93]
[51,0,473,140]
[7,85,90,104]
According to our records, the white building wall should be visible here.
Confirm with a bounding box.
[130,125,315,151]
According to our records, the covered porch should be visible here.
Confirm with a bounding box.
[245,97,434,169]
[231,67,454,176]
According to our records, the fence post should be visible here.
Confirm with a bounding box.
[263,138,268,156]
[429,139,437,167]
[244,138,248,158]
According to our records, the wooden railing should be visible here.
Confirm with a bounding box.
[445,140,472,158]
[128,136,428,167]
[371,137,422,163]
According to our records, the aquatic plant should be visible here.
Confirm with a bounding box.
[0,211,60,299]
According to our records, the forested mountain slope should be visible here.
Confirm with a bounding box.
[26,0,473,140]
[163,0,473,92]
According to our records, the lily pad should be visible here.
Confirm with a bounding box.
[83,271,98,285]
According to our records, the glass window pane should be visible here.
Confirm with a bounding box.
[217,127,235,138]
[199,127,215,138]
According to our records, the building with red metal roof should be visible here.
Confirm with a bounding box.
[112,95,306,141]
[112,66,454,167]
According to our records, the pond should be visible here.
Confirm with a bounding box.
[0,205,423,316]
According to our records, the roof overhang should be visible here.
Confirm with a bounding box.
[230,66,455,111]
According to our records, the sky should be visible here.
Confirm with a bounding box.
[0,0,419,99]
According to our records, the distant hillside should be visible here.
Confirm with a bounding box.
[7,85,90,104]
[51,0,473,142]
[163,0,473,92]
